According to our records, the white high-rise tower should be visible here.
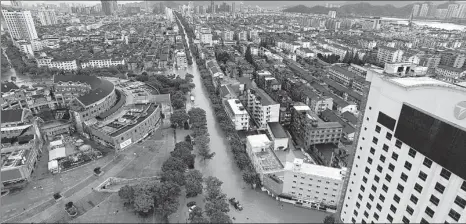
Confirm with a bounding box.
[1,9,38,40]
[340,74,466,224]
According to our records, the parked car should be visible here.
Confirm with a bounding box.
[229,197,243,211]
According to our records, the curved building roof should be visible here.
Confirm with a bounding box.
[53,75,115,107]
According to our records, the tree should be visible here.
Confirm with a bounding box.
[205,176,223,201]
[172,98,185,110]
[133,189,154,214]
[323,215,336,224]
[189,207,209,223]
[209,210,232,223]
[185,170,203,197]
[234,152,250,170]
[245,46,253,64]
[162,156,187,173]
[198,145,215,160]
[118,185,135,204]
[242,170,260,187]
[161,170,186,186]
[170,110,189,128]
[154,181,181,218]
[204,198,230,217]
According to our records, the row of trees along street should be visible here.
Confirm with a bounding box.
[176,13,262,188]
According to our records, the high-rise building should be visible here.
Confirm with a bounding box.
[211,1,215,14]
[436,8,448,19]
[1,9,38,40]
[412,4,420,17]
[10,0,22,7]
[38,9,58,26]
[232,2,236,14]
[419,3,430,17]
[101,0,116,15]
[458,4,466,18]
[340,75,466,223]
[329,10,336,18]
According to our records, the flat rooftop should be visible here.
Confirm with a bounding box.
[247,134,270,149]
[389,76,462,89]
[227,99,248,115]
[285,158,346,181]
[253,88,277,106]
[268,122,288,139]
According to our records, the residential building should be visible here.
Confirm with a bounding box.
[296,48,315,58]
[328,65,359,87]
[101,0,117,15]
[200,32,212,46]
[38,9,58,26]
[283,158,347,211]
[246,88,280,130]
[10,0,22,7]
[440,52,465,69]
[80,58,125,69]
[224,99,249,131]
[377,47,404,65]
[412,4,420,17]
[340,75,466,224]
[329,11,336,18]
[2,9,38,40]
[14,40,33,55]
[36,56,78,71]
[419,2,430,17]
[435,65,466,83]
[290,104,343,147]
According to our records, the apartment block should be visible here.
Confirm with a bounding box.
[224,99,249,131]
[377,47,404,65]
[246,88,280,130]
[2,9,38,40]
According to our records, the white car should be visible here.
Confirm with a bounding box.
[188,205,196,213]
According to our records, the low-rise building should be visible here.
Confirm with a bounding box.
[224,99,249,131]
[266,122,289,151]
[246,134,284,183]
[377,46,403,65]
[282,158,347,211]
[80,58,125,69]
[36,57,78,71]
[435,65,466,83]
[296,48,315,58]
[176,51,187,68]
[290,104,343,147]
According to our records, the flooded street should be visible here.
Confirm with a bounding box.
[172,15,327,223]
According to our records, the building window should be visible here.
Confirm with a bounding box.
[386,174,392,183]
[374,175,380,183]
[364,211,369,218]
[361,185,366,192]
[435,183,445,194]
[367,157,373,164]
[430,195,440,206]
[410,195,418,204]
[391,152,398,161]
[461,181,466,191]
[380,155,386,163]
[379,194,385,202]
[354,210,358,216]
[449,209,461,222]
[358,194,363,200]
[404,161,412,171]
[408,148,416,158]
[366,202,372,210]
[351,218,356,224]
[371,185,377,192]
[420,218,429,224]
[382,184,388,192]
[401,173,408,182]
[394,194,400,203]
[419,171,428,181]
[423,158,433,168]
[388,163,395,172]
[402,216,410,224]
[370,147,375,154]
[397,184,404,193]
[372,137,378,145]
[356,202,360,208]
[365,167,370,174]
[374,212,379,220]
[425,206,435,218]
[440,168,451,180]
[454,196,466,209]
[414,183,423,193]
[387,214,393,223]
[375,125,381,133]
[363,176,368,183]
[395,139,402,148]
[386,132,392,140]
[390,204,397,213]
[369,194,374,201]
[406,205,414,215]
[383,144,389,152]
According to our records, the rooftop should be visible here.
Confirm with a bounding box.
[1,109,24,124]
[1,82,20,93]
[247,134,271,149]
[268,122,288,139]
[253,88,277,106]
[54,75,115,107]
[389,76,464,90]
[227,99,248,115]
[285,158,347,181]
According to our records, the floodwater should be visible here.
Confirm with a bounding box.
[174,15,327,223]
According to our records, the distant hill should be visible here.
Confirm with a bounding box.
[283,2,415,18]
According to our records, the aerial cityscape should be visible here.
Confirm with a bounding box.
[0,0,465,223]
